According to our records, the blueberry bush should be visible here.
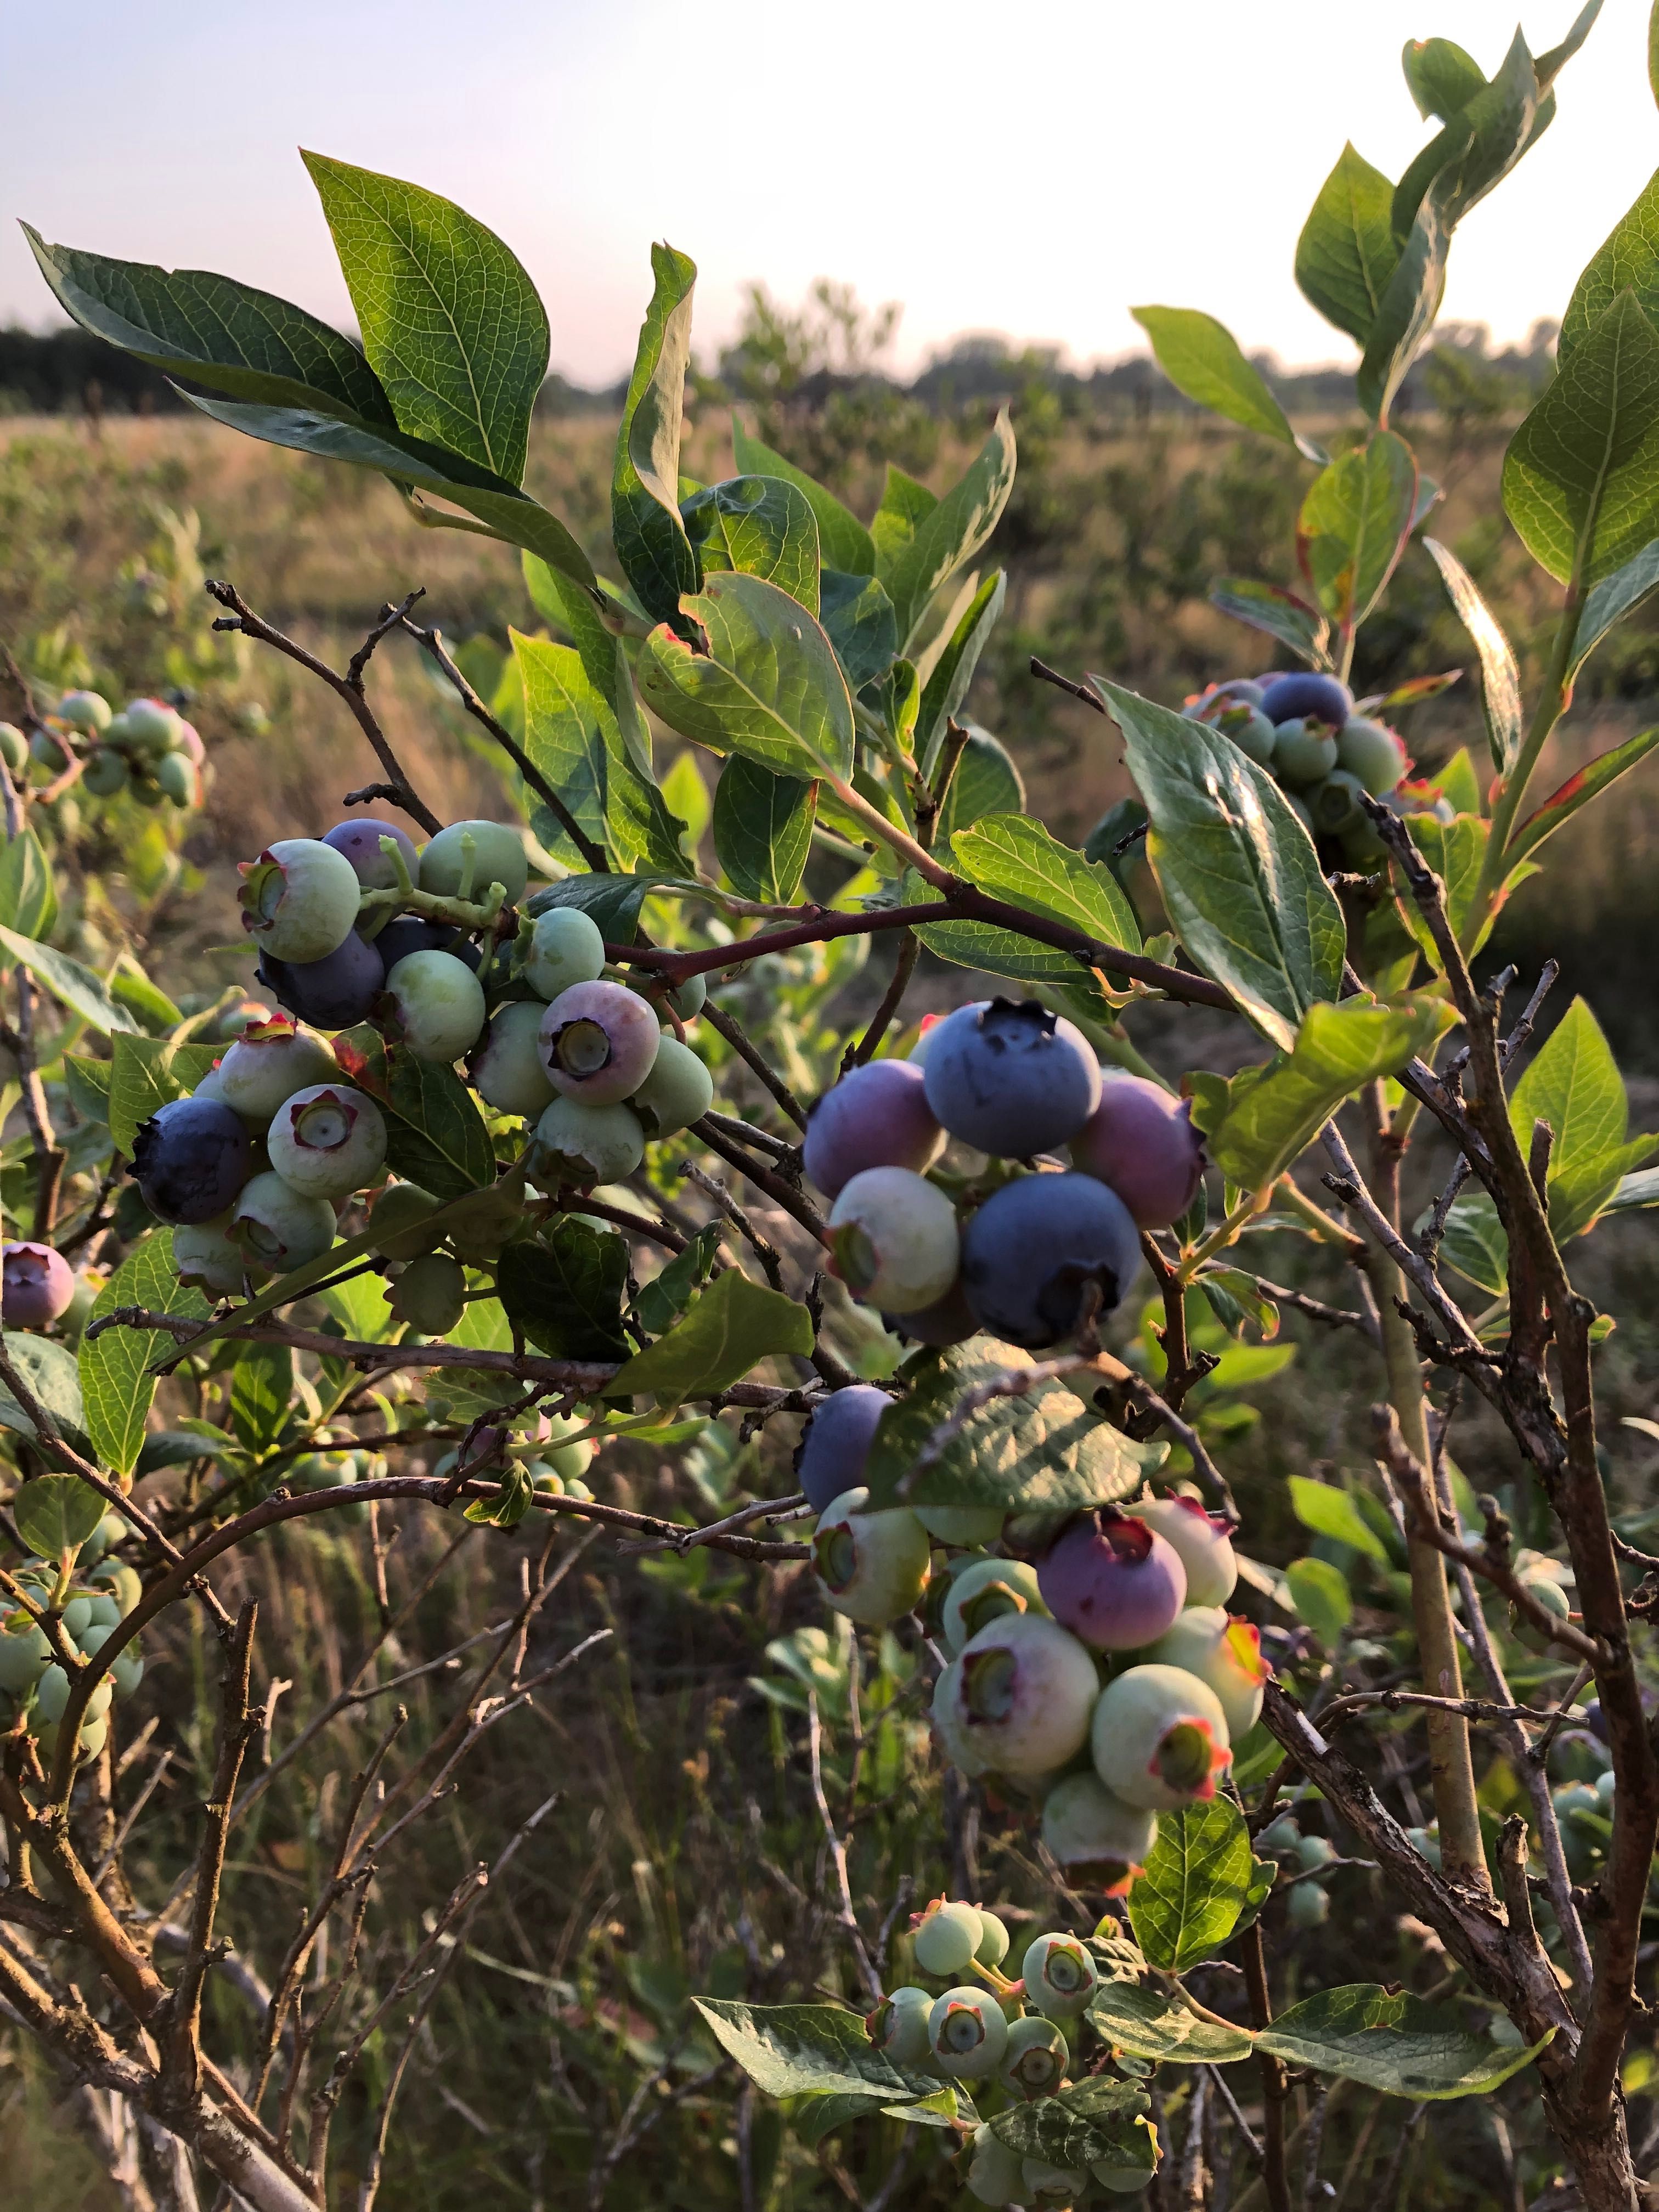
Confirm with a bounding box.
[7,8,1659,2209]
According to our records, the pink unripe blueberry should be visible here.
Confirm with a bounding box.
[1040,1772,1158,1894]
[0,1243,75,1329]
[1070,1077,1204,1229]
[539,981,661,1105]
[803,1059,943,1198]
[1127,1493,1238,1607]
[1037,1508,1187,1651]
[323,816,419,889]
[1091,1663,1232,1813]
[1146,1609,1268,1740]
[950,1612,1099,1776]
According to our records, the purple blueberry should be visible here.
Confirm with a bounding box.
[372,916,482,973]
[1037,1508,1188,1651]
[1259,673,1353,728]
[795,1385,891,1513]
[323,817,420,890]
[960,1172,1142,1348]
[131,1097,253,1224]
[922,998,1102,1158]
[1,1243,75,1329]
[257,932,386,1030]
[1070,1076,1204,1229]
[803,1060,943,1198]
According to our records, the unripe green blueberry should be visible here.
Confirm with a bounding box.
[915,1503,1004,1548]
[1041,1772,1158,1894]
[1021,1931,1099,2019]
[930,1657,994,1778]
[174,1216,254,1296]
[381,950,488,1064]
[1126,1493,1238,1607]
[418,820,529,905]
[1513,1570,1573,1653]
[82,1515,129,1566]
[1145,1609,1268,1740]
[523,906,606,998]
[999,2013,1068,2101]
[1213,701,1277,764]
[1256,1813,1300,1854]
[1307,769,1366,838]
[90,1560,141,1616]
[865,1985,934,2067]
[949,1612,1099,1776]
[0,1613,49,1694]
[368,1181,444,1261]
[217,1017,338,1125]
[229,1171,337,1273]
[111,1646,145,1699]
[811,1486,931,1626]
[928,1986,1007,2080]
[267,1084,387,1200]
[124,697,180,757]
[61,1596,93,1639]
[36,1665,112,1727]
[31,726,72,775]
[1288,1881,1330,1929]
[1023,2157,1088,2207]
[1270,718,1339,788]
[968,2125,1028,2207]
[57,690,111,736]
[540,981,661,1104]
[1092,2152,1156,2194]
[530,1096,646,1187]
[667,972,707,1020]
[1295,1832,1334,1871]
[37,1712,109,1764]
[539,1411,595,1482]
[1090,1663,1231,1813]
[239,838,362,963]
[472,1001,558,1117]
[828,1166,960,1314]
[130,772,166,809]
[0,724,25,775]
[943,1558,1046,1656]
[912,1898,984,1977]
[630,1034,713,1139]
[154,751,200,809]
[1336,715,1409,795]
[974,1908,1011,1969]
[82,747,129,798]
[387,1252,467,1334]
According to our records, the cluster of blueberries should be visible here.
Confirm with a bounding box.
[122,817,715,1317]
[0,689,206,817]
[1183,669,1409,858]
[867,1894,1160,2202]
[799,1386,1266,1895]
[0,1512,142,1766]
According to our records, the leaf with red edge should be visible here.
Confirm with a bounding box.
[1355,669,1464,714]
[1505,727,1659,867]
[1208,578,1333,671]
[331,1024,494,1199]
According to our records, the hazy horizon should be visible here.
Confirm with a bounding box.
[4,0,1654,388]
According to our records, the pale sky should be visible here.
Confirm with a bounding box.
[4,0,1655,385]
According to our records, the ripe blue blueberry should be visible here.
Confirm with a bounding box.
[540,981,661,1104]
[923,998,1102,1157]
[794,1384,890,1514]
[258,932,385,1030]
[382,950,488,1063]
[1259,672,1353,727]
[960,1172,1142,1348]
[1,1243,75,1329]
[267,1084,388,1201]
[523,906,607,999]
[239,838,363,963]
[1037,1508,1188,1651]
[1070,1075,1204,1229]
[323,816,420,889]
[132,1097,253,1224]
[471,1001,558,1118]
[1040,1772,1158,1894]
[803,1060,943,1197]
[418,820,529,906]
[829,1166,960,1314]
[373,916,483,973]
[888,1277,980,1347]
[228,1171,337,1273]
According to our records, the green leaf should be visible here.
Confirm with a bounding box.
[12,1474,106,1559]
[1561,166,1659,364]
[1208,578,1333,671]
[1295,144,1401,347]
[462,1460,538,1530]
[1392,813,1500,964]
[950,812,1141,957]
[712,757,816,904]
[682,476,819,616]
[302,151,546,486]
[108,959,182,1037]
[633,1223,723,1337]
[1286,1556,1352,1648]
[988,2076,1154,2172]
[608,1269,813,1404]
[613,244,699,629]
[496,1221,630,1362]
[1127,1798,1259,1971]
[879,413,1017,653]
[639,573,856,782]
[871,466,937,577]
[1421,539,1521,772]
[1509,996,1658,1239]
[514,629,677,872]
[0,925,138,1036]
[1298,432,1418,630]
[1132,308,1326,465]
[108,1035,219,1159]
[82,1235,208,1476]
[935,727,1026,848]
[63,1055,112,1125]
[1257,1986,1550,2098]
[691,1998,938,2105]
[0,828,55,940]
[525,870,685,942]
[1605,1166,1659,1212]
[1402,37,1487,121]
[1427,1189,1510,1295]
[730,421,875,574]
[22,224,396,427]
[1099,682,1345,1053]
[1570,538,1659,680]
[817,571,899,691]
[903,873,1105,993]
[916,572,1005,775]
[1503,291,1659,588]
[332,1029,494,1199]
[862,1338,1159,1516]
[0,1335,89,1465]
[229,1340,296,1456]
[1289,1476,1390,1561]
[1505,727,1659,867]
[1086,1980,1255,2065]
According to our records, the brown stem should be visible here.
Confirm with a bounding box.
[1242,1921,1291,2212]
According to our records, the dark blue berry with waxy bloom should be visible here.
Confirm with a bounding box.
[131,1097,253,1224]
[960,1172,1141,1347]
[923,997,1101,1158]
[257,932,385,1030]
[1259,672,1353,728]
[795,1384,891,1514]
